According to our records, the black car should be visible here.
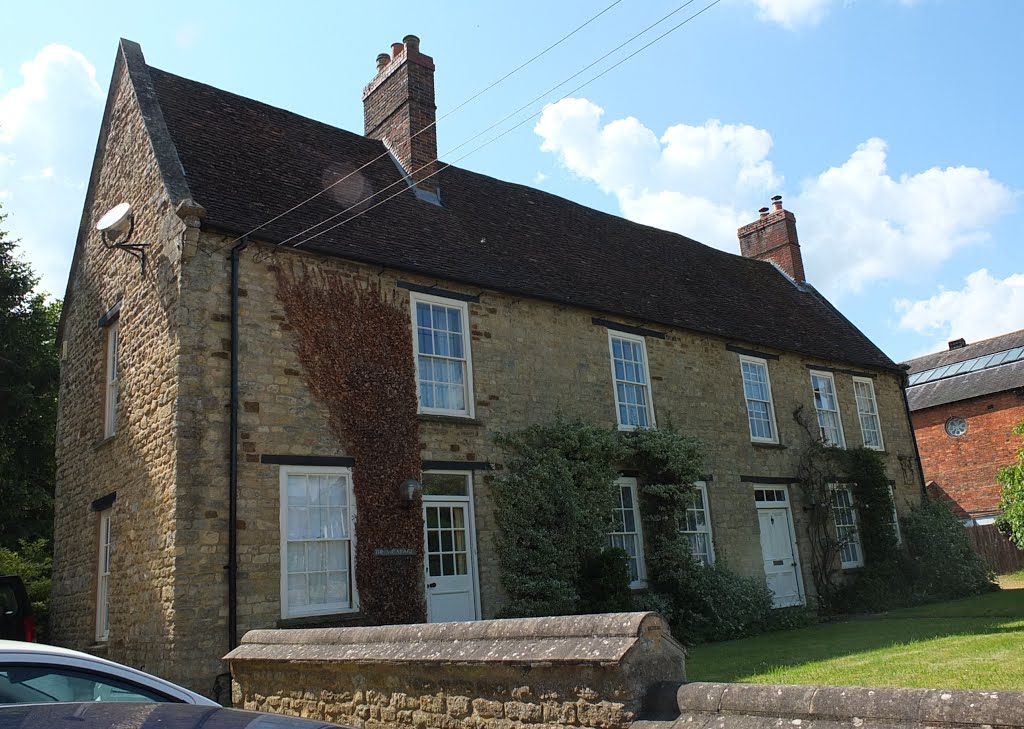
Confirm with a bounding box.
[0,703,352,728]
[0,577,34,642]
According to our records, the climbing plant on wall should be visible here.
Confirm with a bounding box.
[275,261,424,624]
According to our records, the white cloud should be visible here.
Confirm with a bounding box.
[749,0,834,30]
[533,171,548,184]
[896,269,1024,349]
[534,98,1015,296]
[534,98,779,248]
[0,45,104,296]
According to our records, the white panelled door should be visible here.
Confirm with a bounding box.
[423,498,479,622]
[754,487,805,608]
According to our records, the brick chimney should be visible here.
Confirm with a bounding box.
[737,196,806,282]
[362,35,439,197]
[948,338,967,350]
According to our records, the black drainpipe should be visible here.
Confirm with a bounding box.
[899,366,929,502]
[227,237,249,653]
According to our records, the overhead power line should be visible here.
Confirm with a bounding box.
[209,0,626,255]
[287,0,722,250]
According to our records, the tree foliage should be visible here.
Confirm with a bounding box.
[996,420,1024,550]
[0,205,61,548]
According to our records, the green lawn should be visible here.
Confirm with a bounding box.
[686,586,1024,690]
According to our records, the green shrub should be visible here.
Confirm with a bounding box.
[578,547,633,614]
[0,539,52,640]
[492,419,624,617]
[997,421,1024,550]
[674,563,775,644]
[902,500,996,600]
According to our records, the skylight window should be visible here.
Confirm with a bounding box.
[907,345,1024,386]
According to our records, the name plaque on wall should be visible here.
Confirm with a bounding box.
[374,547,417,557]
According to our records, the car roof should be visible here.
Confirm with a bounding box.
[0,702,348,727]
[0,640,216,705]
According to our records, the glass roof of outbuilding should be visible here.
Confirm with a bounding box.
[907,346,1024,386]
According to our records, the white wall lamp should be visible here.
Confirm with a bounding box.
[400,479,422,508]
[96,202,147,277]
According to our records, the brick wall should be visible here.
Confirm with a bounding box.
[910,390,1024,518]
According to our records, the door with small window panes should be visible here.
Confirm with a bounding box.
[422,472,480,622]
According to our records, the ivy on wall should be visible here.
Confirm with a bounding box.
[794,405,993,613]
[275,262,424,624]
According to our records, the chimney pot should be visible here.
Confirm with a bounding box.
[364,36,439,198]
[737,202,805,282]
[948,338,967,350]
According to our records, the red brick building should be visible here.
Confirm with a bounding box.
[904,330,1024,524]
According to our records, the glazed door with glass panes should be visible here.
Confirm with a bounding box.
[423,498,478,622]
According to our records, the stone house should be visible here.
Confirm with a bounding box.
[904,330,1024,525]
[52,37,924,696]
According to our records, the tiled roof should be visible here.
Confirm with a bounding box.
[904,329,1024,373]
[145,64,898,372]
[906,360,1024,411]
[903,329,1024,411]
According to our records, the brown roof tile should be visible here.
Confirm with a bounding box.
[147,66,897,371]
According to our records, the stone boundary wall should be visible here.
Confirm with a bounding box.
[226,612,685,729]
[630,682,1024,729]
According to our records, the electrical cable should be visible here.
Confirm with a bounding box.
[291,0,723,250]
[277,0,703,247]
[208,0,626,256]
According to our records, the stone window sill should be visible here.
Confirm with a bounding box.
[94,435,117,451]
[276,612,365,629]
[418,413,483,426]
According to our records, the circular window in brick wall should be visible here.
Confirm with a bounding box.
[945,416,968,437]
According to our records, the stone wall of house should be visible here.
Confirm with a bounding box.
[198,240,923,634]
[911,389,1024,519]
[51,57,191,683]
[226,613,686,728]
[60,202,924,699]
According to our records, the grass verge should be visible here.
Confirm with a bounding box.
[686,585,1024,690]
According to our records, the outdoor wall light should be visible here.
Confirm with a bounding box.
[400,479,422,507]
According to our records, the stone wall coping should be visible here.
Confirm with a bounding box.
[676,682,1024,727]
[226,611,681,666]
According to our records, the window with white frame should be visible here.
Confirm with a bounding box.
[280,467,356,618]
[830,485,863,568]
[411,293,473,417]
[739,356,778,443]
[608,477,646,587]
[103,320,119,438]
[853,377,884,450]
[810,371,844,447]
[681,481,714,566]
[608,332,655,429]
[96,509,112,641]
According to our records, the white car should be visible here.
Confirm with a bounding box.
[0,640,217,705]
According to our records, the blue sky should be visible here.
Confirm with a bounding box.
[2,0,1021,361]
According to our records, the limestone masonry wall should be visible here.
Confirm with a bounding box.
[227,613,686,729]
[52,58,189,682]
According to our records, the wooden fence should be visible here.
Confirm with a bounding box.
[965,524,1024,574]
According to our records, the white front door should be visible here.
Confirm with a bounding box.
[423,498,479,622]
[754,487,805,608]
